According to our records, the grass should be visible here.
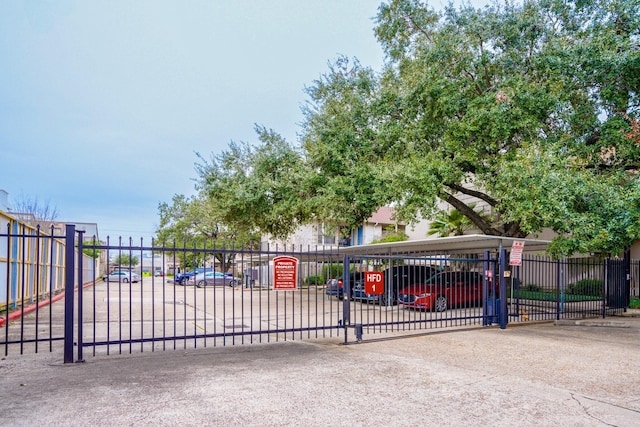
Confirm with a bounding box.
[509,289,601,302]
[630,298,640,309]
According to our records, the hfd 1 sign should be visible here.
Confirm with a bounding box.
[365,271,384,295]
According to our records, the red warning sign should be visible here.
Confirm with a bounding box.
[509,240,525,266]
[364,271,384,295]
[273,256,298,290]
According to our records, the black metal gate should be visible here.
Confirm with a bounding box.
[1,224,633,362]
[606,250,631,311]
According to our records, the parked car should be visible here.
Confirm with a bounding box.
[352,265,439,306]
[397,271,488,312]
[188,271,241,288]
[175,267,214,285]
[325,272,363,300]
[102,270,140,283]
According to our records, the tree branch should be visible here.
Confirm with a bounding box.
[442,192,502,235]
[445,182,499,207]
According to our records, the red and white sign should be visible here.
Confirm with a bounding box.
[364,271,384,295]
[273,256,298,290]
[509,240,525,266]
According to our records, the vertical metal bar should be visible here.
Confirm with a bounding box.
[106,240,111,355]
[555,259,561,320]
[139,237,144,352]
[482,250,490,326]
[499,248,508,329]
[63,224,76,364]
[602,258,608,318]
[4,222,12,356]
[128,237,133,354]
[76,231,85,362]
[342,255,350,345]
[34,227,41,353]
[19,223,26,354]
[48,226,55,353]
[90,235,97,357]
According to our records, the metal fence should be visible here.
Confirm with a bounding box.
[0,224,633,362]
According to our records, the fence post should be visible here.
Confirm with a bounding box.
[482,250,490,326]
[499,248,508,329]
[64,224,76,364]
[76,231,85,363]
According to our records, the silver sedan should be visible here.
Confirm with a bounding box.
[189,271,241,288]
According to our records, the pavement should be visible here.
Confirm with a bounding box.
[1,313,640,426]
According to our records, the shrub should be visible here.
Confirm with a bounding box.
[568,279,603,297]
[304,275,325,286]
[323,264,343,281]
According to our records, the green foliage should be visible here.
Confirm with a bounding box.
[166,0,640,258]
[78,240,101,259]
[630,298,640,309]
[113,254,139,267]
[154,192,260,270]
[370,232,408,244]
[568,279,604,297]
[428,205,489,237]
[304,275,325,286]
[323,264,343,280]
[193,126,311,240]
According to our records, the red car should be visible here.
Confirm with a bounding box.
[397,271,489,312]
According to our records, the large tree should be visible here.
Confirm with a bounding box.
[182,0,640,257]
[297,0,640,256]
[155,193,259,271]
[194,125,311,240]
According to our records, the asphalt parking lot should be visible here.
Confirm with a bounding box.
[2,312,640,427]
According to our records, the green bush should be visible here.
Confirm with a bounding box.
[568,279,603,297]
[304,275,325,286]
[323,264,343,281]
[630,298,640,309]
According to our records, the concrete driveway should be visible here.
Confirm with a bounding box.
[1,315,640,426]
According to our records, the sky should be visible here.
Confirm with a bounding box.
[0,0,484,242]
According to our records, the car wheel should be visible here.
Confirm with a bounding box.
[434,295,447,312]
[196,280,206,288]
[228,280,239,287]
[122,278,129,283]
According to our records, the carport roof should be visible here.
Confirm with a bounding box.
[336,234,551,255]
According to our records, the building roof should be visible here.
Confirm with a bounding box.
[367,206,403,225]
[338,234,551,256]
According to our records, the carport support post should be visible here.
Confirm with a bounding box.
[499,248,508,329]
[64,224,76,363]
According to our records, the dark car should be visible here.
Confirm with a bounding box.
[325,272,364,300]
[175,267,214,285]
[352,265,439,306]
[397,271,488,312]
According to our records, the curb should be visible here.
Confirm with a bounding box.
[0,280,96,327]
[554,319,631,328]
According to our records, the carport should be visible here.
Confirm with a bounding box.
[330,234,628,342]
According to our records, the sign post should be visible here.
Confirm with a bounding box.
[273,256,299,291]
